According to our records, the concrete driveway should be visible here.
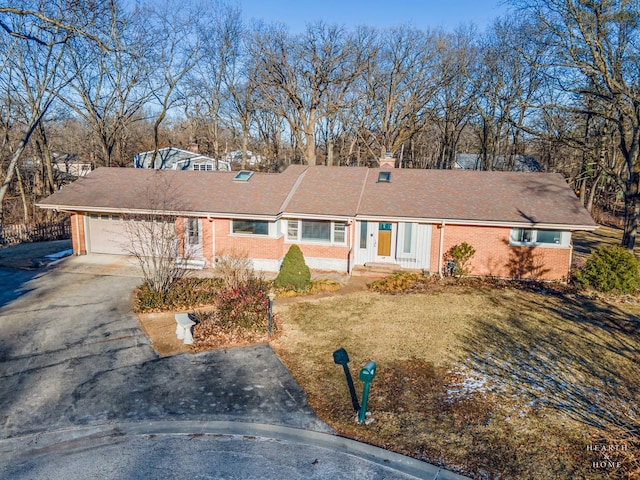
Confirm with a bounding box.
[0,263,326,439]
[0,256,469,480]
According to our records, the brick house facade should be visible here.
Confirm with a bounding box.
[38,165,596,281]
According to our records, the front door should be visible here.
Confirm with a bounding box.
[376,222,392,260]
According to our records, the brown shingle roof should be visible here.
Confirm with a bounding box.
[356,169,596,227]
[38,165,596,228]
[39,166,305,217]
[281,166,368,217]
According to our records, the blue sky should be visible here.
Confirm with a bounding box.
[238,0,511,33]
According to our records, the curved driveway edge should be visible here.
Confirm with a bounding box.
[0,421,470,480]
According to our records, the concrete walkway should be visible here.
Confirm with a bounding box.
[0,255,469,479]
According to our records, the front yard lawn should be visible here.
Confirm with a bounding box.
[270,281,640,479]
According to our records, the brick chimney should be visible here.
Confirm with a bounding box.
[379,151,395,169]
[186,142,199,153]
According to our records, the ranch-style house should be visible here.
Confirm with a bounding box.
[37,164,597,281]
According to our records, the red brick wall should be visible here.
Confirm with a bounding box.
[71,213,86,255]
[211,219,352,269]
[430,224,571,281]
[201,219,214,265]
[295,243,350,261]
[214,219,284,260]
[175,217,185,257]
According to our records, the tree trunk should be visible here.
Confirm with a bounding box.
[15,165,29,224]
[585,169,603,213]
[621,171,640,250]
[0,120,42,219]
[241,128,248,170]
[39,123,55,195]
[305,130,316,165]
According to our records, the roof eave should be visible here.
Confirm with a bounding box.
[354,215,597,230]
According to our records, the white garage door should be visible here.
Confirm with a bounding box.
[87,214,133,255]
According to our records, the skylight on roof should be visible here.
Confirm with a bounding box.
[378,171,391,183]
[234,170,254,182]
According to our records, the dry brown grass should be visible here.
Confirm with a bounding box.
[271,284,640,479]
[573,226,640,262]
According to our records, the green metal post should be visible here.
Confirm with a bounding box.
[357,361,376,424]
[358,381,371,423]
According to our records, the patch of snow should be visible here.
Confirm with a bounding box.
[45,249,73,260]
[445,366,499,401]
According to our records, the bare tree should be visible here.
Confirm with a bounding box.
[122,173,192,295]
[250,22,367,165]
[142,0,203,168]
[432,27,479,169]
[0,1,115,49]
[0,9,70,220]
[473,17,544,171]
[185,1,243,161]
[0,0,116,220]
[514,0,640,248]
[61,6,151,167]
[360,26,443,160]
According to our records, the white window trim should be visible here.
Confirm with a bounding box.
[397,222,417,258]
[509,228,569,247]
[285,219,348,245]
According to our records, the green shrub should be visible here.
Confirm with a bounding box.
[275,244,311,291]
[444,242,476,277]
[134,277,223,312]
[575,245,640,294]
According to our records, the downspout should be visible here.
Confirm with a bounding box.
[438,221,445,278]
[348,220,354,274]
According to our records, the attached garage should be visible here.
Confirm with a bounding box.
[86,214,133,255]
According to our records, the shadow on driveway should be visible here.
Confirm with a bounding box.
[0,265,329,441]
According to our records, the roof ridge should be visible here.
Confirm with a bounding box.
[278,165,309,214]
[354,168,369,215]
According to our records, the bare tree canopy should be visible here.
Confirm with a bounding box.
[1,0,640,249]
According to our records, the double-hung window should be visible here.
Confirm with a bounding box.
[287,219,347,244]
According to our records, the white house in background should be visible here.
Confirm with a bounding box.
[51,153,93,178]
[223,150,262,166]
[455,153,541,172]
[134,146,231,171]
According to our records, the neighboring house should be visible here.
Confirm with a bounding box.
[224,150,263,166]
[455,153,541,172]
[134,147,231,171]
[51,153,93,178]
[37,164,596,281]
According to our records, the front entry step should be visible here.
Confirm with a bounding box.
[362,262,400,270]
[353,264,401,277]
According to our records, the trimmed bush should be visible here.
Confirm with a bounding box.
[575,245,640,294]
[275,244,311,291]
[444,242,476,277]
